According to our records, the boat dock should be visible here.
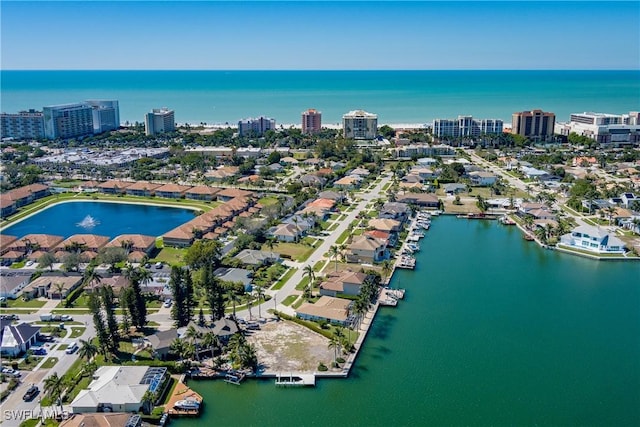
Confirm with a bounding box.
[165,379,203,417]
[275,373,316,387]
[224,371,246,385]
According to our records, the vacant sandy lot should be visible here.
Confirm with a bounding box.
[246,319,333,373]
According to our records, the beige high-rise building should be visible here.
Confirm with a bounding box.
[342,110,377,140]
[511,109,555,141]
[302,109,322,134]
[145,108,175,136]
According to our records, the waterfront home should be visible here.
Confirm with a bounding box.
[0,321,40,357]
[396,192,440,209]
[368,218,401,233]
[185,185,220,201]
[3,183,50,208]
[319,270,369,298]
[442,183,467,195]
[559,225,626,254]
[70,366,168,414]
[11,234,64,254]
[346,235,388,263]
[217,188,253,202]
[380,202,411,222]
[154,183,191,199]
[0,272,31,299]
[0,235,18,256]
[125,181,162,197]
[234,249,281,267]
[0,198,17,218]
[364,229,394,246]
[147,329,179,360]
[469,171,498,186]
[57,234,110,254]
[97,179,132,195]
[296,296,353,326]
[211,317,239,343]
[518,202,546,215]
[106,234,156,256]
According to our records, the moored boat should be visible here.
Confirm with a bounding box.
[174,399,200,410]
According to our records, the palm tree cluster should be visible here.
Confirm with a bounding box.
[351,275,380,329]
[169,266,195,327]
[227,333,258,373]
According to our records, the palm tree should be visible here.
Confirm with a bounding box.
[254,286,265,319]
[141,390,156,415]
[328,336,339,366]
[53,282,66,303]
[334,326,345,355]
[184,325,201,360]
[83,266,103,291]
[246,294,254,320]
[226,290,240,319]
[44,372,64,413]
[303,264,315,287]
[201,331,219,359]
[329,245,340,272]
[380,260,393,285]
[78,338,98,361]
[534,226,549,245]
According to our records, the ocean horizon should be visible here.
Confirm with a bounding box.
[2,69,639,126]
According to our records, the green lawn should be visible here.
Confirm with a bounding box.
[335,228,352,245]
[5,298,47,309]
[18,356,43,370]
[313,260,326,272]
[281,295,298,306]
[152,246,187,267]
[41,357,58,369]
[258,196,279,206]
[292,298,305,309]
[295,276,310,291]
[269,242,316,262]
[69,327,86,338]
[272,268,296,290]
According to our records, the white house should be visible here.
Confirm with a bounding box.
[0,323,40,356]
[469,171,498,186]
[70,366,167,413]
[559,225,626,254]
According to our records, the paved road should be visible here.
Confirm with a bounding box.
[235,173,393,319]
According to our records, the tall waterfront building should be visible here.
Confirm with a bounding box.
[554,111,640,145]
[85,100,120,134]
[433,115,503,138]
[0,109,45,140]
[511,109,556,141]
[237,116,276,137]
[145,108,176,136]
[302,109,322,134]
[342,110,378,140]
[43,103,94,140]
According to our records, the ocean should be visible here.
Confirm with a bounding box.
[1,70,639,126]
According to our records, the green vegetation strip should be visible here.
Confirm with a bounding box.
[281,295,298,306]
[69,327,86,338]
[295,276,310,291]
[272,267,296,290]
[41,357,58,369]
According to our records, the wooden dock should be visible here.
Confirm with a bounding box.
[165,380,203,417]
[275,373,316,387]
[224,371,246,385]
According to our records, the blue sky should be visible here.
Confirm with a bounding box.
[2,1,639,70]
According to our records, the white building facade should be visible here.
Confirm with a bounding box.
[43,103,94,140]
[342,110,378,140]
[554,111,640,146]
[85,100,120,134]
[237,116,276,137]
[433,115,503,138]
[145,108,176,136]
[0,110,45,140]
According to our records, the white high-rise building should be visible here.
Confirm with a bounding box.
[237,116,276,137]
[145,108,176,136]
[554,111,640,145]
[85,100,120,134]
[342,110,378,140]
[43,103,94,140]
[1,110,45,140]
[433,115,503,138]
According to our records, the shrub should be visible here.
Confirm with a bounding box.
[336,357,345,364]
[317,363,328,372]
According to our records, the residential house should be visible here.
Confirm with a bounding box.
[621,193,639,209]
[296,296,352,326]
[520,166,550,180]
[185,185,220,201]
[368,218,401,233]
[0,272,31,299]
[364,229,394,247]
[380,202,411,222]
[346,235,388,263]
[349,167,371,177]
[205,166,240,182]
[0,321,40,356]
[233,249,282,267]
[56,234,110,257]
[147,329,179,360]
[442,183,467,195]
[559,225,626,254]
[410,167,438,180]
[211,317,239,344]
[269,223,300,242]
[395,193,440,209]
[318,191,345,202]
[217,188,253,202]
[469,171,498,186]
[123,181,160,197]
[106,235,156,256]
[154,183,191,199]
[213,267,253,291]
[319,270,369,297]
[334,175,362,189]
[0,235,18,256]
[299,174,326,188]
[22,275,83,300]
[0,198,16,218]
[59,413,142,427]
[70,366,168,413]
[97,180,132,195]
[3,183,50,208]
[12,234,64,254]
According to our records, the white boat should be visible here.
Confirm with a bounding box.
[174,399,200,410]
[407,243,420,251]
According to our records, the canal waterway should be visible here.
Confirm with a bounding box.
[1,201,196,239]
[178,215,640,426]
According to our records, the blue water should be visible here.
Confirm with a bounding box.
[2,70,639,125]
[1,201,196,239]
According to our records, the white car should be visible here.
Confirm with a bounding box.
[163,299,172,308]
[25,260,34,267]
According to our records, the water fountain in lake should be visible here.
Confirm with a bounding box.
[76,214,100,229]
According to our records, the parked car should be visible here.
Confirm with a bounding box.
[32,347,47,356]
[155,262,163,269]
[65,342,78,354]
[60,315,74,322]
[23,385,39,401]
[163,299,172,308]
[25,260,34,267]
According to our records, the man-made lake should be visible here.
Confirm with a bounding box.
[2,201,196,239]
[177,215,640,427]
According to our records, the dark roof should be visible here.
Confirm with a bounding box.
[0,322,40,346]
[147,329,178,350]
